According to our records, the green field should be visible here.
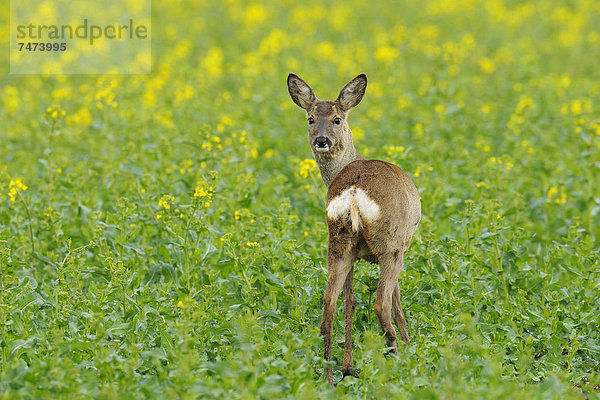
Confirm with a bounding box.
[1,0,600,398]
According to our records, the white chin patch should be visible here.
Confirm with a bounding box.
[315,145,330,152]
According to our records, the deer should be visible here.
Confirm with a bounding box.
[287,73,421,384]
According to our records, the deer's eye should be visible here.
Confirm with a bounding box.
[308,117,315,125]
[333,117,342,125]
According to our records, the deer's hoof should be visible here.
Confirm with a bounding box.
[342,368,360,379]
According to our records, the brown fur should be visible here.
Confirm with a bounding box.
[287,73,421,385]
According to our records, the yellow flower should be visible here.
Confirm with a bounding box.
[546,188,567,204]
[8,179,28,203]
[194,187,208,198]
[201,46,224,78]
[246,241,259,247]
[479,57,496,74]
[298,158,317,179]
[158,195,175,210]
[10,179,28,191]
[546,187,560,203]
[68,108,93,126]
[193,182,214,205]
[243,4,267,27]
[8,188,17,203]
[386,146,405,156]
[315,42,335,59]
[414,123,424,136]
[374,45,399,63]
[515,96,533,114]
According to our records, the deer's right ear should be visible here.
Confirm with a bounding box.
[287,73,316,110]
[337,74,367,111]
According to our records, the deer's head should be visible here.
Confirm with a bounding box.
[287,73,367,159]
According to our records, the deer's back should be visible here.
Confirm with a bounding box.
[326,160,421,250]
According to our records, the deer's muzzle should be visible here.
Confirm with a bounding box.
[314,136,332,152]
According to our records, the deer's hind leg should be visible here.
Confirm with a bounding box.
[373,250,404,354]
[392,235,414,345]
[392,283,410,345]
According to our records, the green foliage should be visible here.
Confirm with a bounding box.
[1,0,600,398]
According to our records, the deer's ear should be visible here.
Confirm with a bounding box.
[287,73,316,110]
[337,74,367,111]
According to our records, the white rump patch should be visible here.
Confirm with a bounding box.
[326,187,380,231]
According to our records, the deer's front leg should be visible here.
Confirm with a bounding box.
[342,266,358,379]
[321,252,355,385]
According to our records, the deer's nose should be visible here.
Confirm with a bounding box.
[315,137,330,147]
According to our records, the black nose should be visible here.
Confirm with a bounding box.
[315,137,330,147]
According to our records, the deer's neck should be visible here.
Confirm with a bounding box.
[315,144,364,187]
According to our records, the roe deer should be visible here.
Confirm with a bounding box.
[287,73,421,384]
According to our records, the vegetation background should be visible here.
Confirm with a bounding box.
[1,0,599,398]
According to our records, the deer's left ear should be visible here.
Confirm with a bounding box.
[287,73,316,110]
[336,74,367,111]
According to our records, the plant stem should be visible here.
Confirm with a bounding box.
[17,191,35,256]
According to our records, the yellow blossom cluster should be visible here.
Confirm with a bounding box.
[8,179,28,203]
[179,160,194,175]
[413,165,433,178]
[489,156,514,171]
[298,159,317,179]
[507,95,534,135]
[386,146,405,156]
[520,140,535,155]
[46,106,66,120]
[561,99,593,116]
[158,195,175,210]
[547,187,567,204]
[202,136,223,152]
[193,182,214,208]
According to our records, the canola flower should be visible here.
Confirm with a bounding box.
[479,57,496,74]
[489,156,514,171]
[298,159,316,179]
[8,179,28,203]
[386,146,405,157]
[547,187,567,204]
[194,182,214,208]
[413,165,433,178]
[46,106,66,120]
[158,195,175,210]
